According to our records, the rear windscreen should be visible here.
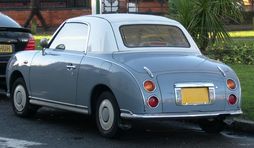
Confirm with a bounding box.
[120,25,190,48]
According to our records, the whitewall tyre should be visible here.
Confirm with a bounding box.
[96,91,120,138]
[11,78,38,117]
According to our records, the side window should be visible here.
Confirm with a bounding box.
[49,23,88,52]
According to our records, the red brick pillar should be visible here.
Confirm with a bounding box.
[119,0,128,13]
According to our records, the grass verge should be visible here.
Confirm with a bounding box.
[231,65,254,121]
[229,30,254,38]
[34,34,51,49]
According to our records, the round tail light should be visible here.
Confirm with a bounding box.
[227,79,236,90]
[144,80,155,92]
[148,96,159,108]
[228,94,237,105]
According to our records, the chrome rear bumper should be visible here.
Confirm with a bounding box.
[120,110,242,119]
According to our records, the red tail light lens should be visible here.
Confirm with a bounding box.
[148,96,159,108]
[228,94,237,105]
[25,37,36,50]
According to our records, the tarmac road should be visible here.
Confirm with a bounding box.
[0,96,254,148]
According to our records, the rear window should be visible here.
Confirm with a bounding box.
[120,25,190,48]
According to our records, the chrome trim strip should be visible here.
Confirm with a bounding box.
[120,110,242,119]
[175,87,182,105]
[29,96,88,114]
[144,66,154,78]
[174,83,214,88]
[209,87,216,104]
[217,66,226,77]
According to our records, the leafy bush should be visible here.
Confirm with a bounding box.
[204,40,254,65]
[168,0,243,51]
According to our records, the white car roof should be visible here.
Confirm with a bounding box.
[67,14,180,25]
[65,14,201,54]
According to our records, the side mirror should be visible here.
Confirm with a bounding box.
[40,38,48,55]
[40,38,48,48]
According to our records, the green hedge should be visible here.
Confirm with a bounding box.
[204,40,254,65]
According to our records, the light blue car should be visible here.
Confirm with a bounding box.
[6,14,242,138]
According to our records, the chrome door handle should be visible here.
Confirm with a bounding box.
[66,64,76,70]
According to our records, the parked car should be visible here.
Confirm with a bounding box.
[0,13,35,94]
[6,14,242,138]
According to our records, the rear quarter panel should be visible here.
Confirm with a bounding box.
[6,51,39,95]
[76,53,146,114]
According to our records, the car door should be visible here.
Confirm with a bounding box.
[29,22,89,104]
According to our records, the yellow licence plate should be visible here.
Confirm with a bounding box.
[181,88,209,105]
[0,44,13,54]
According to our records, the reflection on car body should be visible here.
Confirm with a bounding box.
[6,14,242,138]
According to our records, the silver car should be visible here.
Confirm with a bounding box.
[6,14,242,138]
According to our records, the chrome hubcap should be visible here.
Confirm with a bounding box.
[99,99,114,131]
[102,107,110,122]
[14,85,26,112]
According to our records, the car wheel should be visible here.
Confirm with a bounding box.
[11,78,38,117]
[95,91,120,138]
[199,118,226,134]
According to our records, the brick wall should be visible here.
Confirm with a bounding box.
[1,9,91,27]
[138,1,168,14]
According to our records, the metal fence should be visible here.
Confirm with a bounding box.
[102,0,168,15]
[0,0,168,15]
[0,0,90,10]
